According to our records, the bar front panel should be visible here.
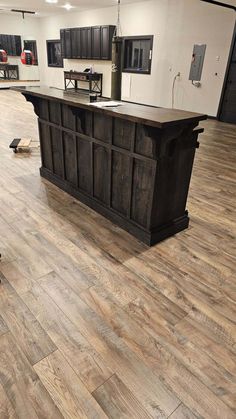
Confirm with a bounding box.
[23,92,204,245]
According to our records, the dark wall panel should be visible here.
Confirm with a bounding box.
[51,127,64,178]
[38,99,49,121]
[63,132,77,186]
[135,125,157,158]
[77,137,92,194]
[94,113,112,143]
[131,159,154,227]
[39,122,53,172]
[62,104,76,130]
[113,118,134,150]
[93,144,109,204]
[49,100,61,125]
[111,151,131,216]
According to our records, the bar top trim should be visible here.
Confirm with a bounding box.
[13,86,207,128]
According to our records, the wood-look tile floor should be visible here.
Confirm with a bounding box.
[0,90,235,419]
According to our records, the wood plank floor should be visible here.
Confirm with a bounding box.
[0,90,235,419]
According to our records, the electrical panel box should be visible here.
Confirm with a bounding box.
[189,44,206,81]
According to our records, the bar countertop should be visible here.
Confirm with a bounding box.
[13,86,207,128]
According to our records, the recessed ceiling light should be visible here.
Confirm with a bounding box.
[62,3,74,10]
[45,0,58,4]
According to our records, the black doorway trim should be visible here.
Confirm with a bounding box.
[217,21,236,120]
[200,0,236,12]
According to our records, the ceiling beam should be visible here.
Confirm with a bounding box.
[200,0,236,12]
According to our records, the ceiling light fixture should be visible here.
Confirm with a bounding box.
[11,9,36,19]
[45,0,58,3]
[62,3,74,10]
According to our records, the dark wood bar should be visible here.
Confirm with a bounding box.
[15,86,207,245]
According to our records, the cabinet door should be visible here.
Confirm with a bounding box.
[71,28,81,58]
[71,29,77,58]
[101,25,114,60]
[60,29,65,58]
[81,27,91,59]
[81,27,87,59]
[6,35,13,55]
[15,36,22,56]
[92,26,101,59]
[1,35,7,53]
[11,36,16,56]
[75,28,81,58]
[65,29,72,58]
[87,27,92,59]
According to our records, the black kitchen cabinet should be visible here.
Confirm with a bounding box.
[81,27,92,59]
[15,36,22,56]
[60,29,72,59]
[0,34,22,56]
[65,29,72,59]
[71,28,81,58]
[101,26,115,60]
[60,25,115,61]
[92,26,101,59]
[60,29,65,58]
[81,28,87,59]
[87,27,92,59]
[6,35,12,54]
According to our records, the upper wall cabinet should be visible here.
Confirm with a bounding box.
[60,25,115,61]
[101,26,115,60]
[92,26,101,60]
[0,34,21,56]
[71,28,81,59]
[81,27,92,59]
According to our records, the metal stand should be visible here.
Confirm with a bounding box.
[0,64,19,80]
[64,71,103,96]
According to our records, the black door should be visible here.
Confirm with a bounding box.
[219,28,236,124]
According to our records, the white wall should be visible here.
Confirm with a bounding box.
[36,0,235,116]
[0,14,40,81]
[1,0,235,116]
[37,7,117,95]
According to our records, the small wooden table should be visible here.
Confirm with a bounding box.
[64,71,103,96]
[0,64,19,80]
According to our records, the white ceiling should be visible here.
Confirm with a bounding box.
[0,0,235,17]
[0,0,151,17]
